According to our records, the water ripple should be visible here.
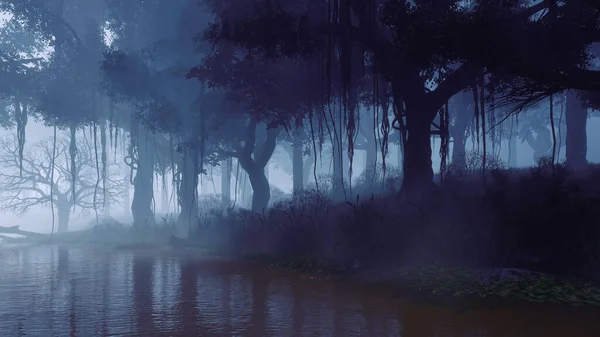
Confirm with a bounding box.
[0,245,599,337]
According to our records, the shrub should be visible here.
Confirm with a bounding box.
[186,162,600,279]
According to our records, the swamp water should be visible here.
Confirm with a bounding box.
[0,244,598,337]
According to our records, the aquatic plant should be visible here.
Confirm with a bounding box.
[398,264,600,307]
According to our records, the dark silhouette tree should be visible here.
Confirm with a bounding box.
[202,0,600,201]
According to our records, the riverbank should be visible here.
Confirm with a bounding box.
[239,254,600,309]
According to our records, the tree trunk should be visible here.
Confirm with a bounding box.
[221,158,232,204]
[508,134,517,167]
[365,144,377,171]
[292,133,304,192]
[131,128,155,228]
[565,90,588,169]
[400,101,436,201]
[237,122,279,211]
[302,150,315,188]
[177,151,198,237]
[248,168,270,212]
[57,202,70,233]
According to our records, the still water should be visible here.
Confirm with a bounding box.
[0,244,599,337]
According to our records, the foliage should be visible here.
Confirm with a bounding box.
[398,264,600,306]
[189,161,600,280]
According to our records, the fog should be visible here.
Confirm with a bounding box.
[2,1,600,335]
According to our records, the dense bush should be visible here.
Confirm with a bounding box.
[188,160,600,279]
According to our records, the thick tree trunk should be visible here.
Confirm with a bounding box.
[292,133,304,192]
[57,202,70,233]
[248,168,270,212]
[400,102,436,201]
[221,158,232,203]
[177,152,198,237]
[237,122,279,211]
[131,128,155,228]
[565,90,588,169]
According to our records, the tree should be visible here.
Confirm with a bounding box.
[203,0,600,202]
[189,43,318,209]
[0,133,125,232]
[216,117,281,211]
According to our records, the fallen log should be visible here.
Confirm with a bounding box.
[0,225,48,238]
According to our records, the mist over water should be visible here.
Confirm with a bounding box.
[0,244,598,337]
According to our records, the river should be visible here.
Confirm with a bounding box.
[0,244,598,337]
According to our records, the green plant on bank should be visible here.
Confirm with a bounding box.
[399,264,600,306]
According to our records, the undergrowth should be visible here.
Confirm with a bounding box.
[79,158,600,305]
[191,160,600,277]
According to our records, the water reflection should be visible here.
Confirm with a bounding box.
[0,244,599,337]
[177,259,198,333]
[132,255,155,335]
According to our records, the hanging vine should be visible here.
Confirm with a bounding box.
[473,85,480,150]
[92,122,101,225]
[439,101,450,182]
[380,93,390,175]
[50,125,57,238]
[508,114,515,165]
[100,120,108,209]
[479,75,487,183]
[14,98,28,176]
[69,124,78,206]
[557,92,565,161]
[308,107,320,191]
[233,158,240,207]
[550,94,557,170]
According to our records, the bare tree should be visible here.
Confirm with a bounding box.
[0,132,125,232]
